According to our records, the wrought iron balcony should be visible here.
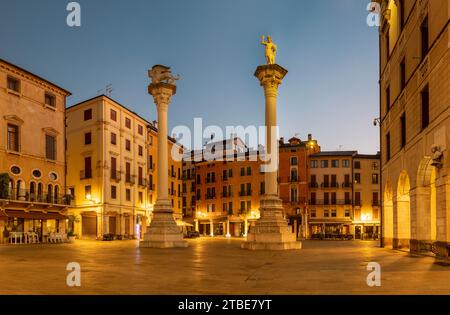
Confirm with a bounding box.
[80,170,92,180]
[110,170,121,181]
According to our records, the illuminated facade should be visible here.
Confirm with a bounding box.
[308,151,380,239]
[378,0,450,258]
[66,95,182,240]
[0,58,71,243]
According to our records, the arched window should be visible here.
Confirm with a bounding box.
[37,183,43,202]
[47,184,53,203]
[30,182,36,202]
[54,185,59,204]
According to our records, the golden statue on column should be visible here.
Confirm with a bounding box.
[261,35,277,65]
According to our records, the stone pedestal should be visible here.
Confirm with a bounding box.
[140,68,187,249]
[242,195,301,250]
[242,63,301,250]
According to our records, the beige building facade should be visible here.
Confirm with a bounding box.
[378,0,450,258]
[0,59,70,243]
[66,95,182,240]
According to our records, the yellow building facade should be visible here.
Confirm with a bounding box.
[0,58,70,243]
[378,0,450,258]
[66,95,182,240]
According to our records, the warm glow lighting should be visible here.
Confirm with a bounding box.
[86,193,91,200]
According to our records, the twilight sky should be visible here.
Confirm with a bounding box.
[0,0,380,153]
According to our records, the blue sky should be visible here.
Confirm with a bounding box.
[0,0,380,153]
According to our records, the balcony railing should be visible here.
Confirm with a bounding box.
[221,192,232,198]
[372,200,380,206]
[308,199,353,205]
[138,178,147,187]
[354,200,362,206]
[239,190,252,197]
[289,176,299,182]
[0,189,71,206]
[309,182,319,188]
[125,174,135,184]
[110,170,121,181]
[80,170,92,180]
[342,182,352,188]
[148,184,155,191]
[205,194,216,200]
[148,163,155,171]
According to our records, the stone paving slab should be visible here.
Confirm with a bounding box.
[0,238,449,294]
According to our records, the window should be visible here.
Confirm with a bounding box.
[385,85,390,113]
[7,124,19,151]
[372,174,379,185]
[125,117,131,129]
[354,173,361,184]
[400,113,406,148]
[240,167,245,176]
[45,93,56,107]
[139,191,143,204]
[125,139,131,151]
[324,192,329,205]
[421,16,429,60]
[372,162,379,170]
[228,169,233,177]
[345,192,351,204]
[421,85,429,130]
[111,186,117,199]
[320,160,328,168]
[342,159,350,168]
[111,132,117,145]
[290,157,298,165]
[310,192,316,205]
[324,210,330,218]
[84,185,91,199]
[84,157,92,178]
[331,160,339,168]
[126,189,131,201]
[310,160,318,168]
[138,145,143,156]
[399,0,405,30]
[331,209,337,218]
[355,192,361,206]
[290,188,298,202]
[373,192,379,206]
[345,209,350,217]
[385,32,390,60]
[246,167,251,176]
[138,125,143,135]
[354,161,361,169]
[84,109,92,121]
[7,76,20,92]
[400,58,406,91]
[45,134,56,160]
[386,132,391,161]
[84,132,92,145]
[110,109,117,121]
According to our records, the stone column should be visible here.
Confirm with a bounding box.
[242,64,301,250]
[194,219,199,232]
[210,220,214,237]
[226,220,231,238]
[140,72,187,248]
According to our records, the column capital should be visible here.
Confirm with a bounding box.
[148,82,176,110]
[254,64,288,93]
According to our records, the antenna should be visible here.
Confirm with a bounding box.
[97,84,114,97]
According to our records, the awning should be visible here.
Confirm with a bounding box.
[5,210,67,220]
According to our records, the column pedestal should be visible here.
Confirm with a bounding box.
[140,200,187,248]
[242,195,302,250]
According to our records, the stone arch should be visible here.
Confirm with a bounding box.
[383,181,394,247]
[395,170,411,249]
[414,157,437,250]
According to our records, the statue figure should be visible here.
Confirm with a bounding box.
[261,35,277,65]
[148,65,181,85]
[431,144,444,169]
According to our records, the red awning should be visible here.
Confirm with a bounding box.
[4,210,67,220]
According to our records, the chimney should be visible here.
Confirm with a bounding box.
[152,120,158,129]
[308,134,312,141]
[279,137,285,145]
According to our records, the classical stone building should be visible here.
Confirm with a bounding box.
[308,151,380,239]
[0,58,71,243]
[378,0,449,258]
[66,95,183,240]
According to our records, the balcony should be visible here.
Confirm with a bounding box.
[110,170,121,181]
[0,189,71,206]
[342,182,352,188]
[148,184,155,191]
[320,183,330,188]
[308,199,352,205]
[148,163,155,171]
[205,194,216,200]
[309,182,319,188]
[289,176,299,183]
[125,174,135,184]
[222,175,229,181]
[138,177,147,187]
[221,192,232,198]
[80,170,92,180]
[239,190,252,197]
[372,200,380,207]
[354,200,362,207]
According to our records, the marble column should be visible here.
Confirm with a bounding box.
[242,64,301,250]
[140,68,187,248]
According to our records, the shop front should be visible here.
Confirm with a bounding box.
[309,218,353,240]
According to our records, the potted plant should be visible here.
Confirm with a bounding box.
[67,230,77,243]
[0,173,10,199]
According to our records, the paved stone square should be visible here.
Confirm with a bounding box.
[0,238,449,294]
